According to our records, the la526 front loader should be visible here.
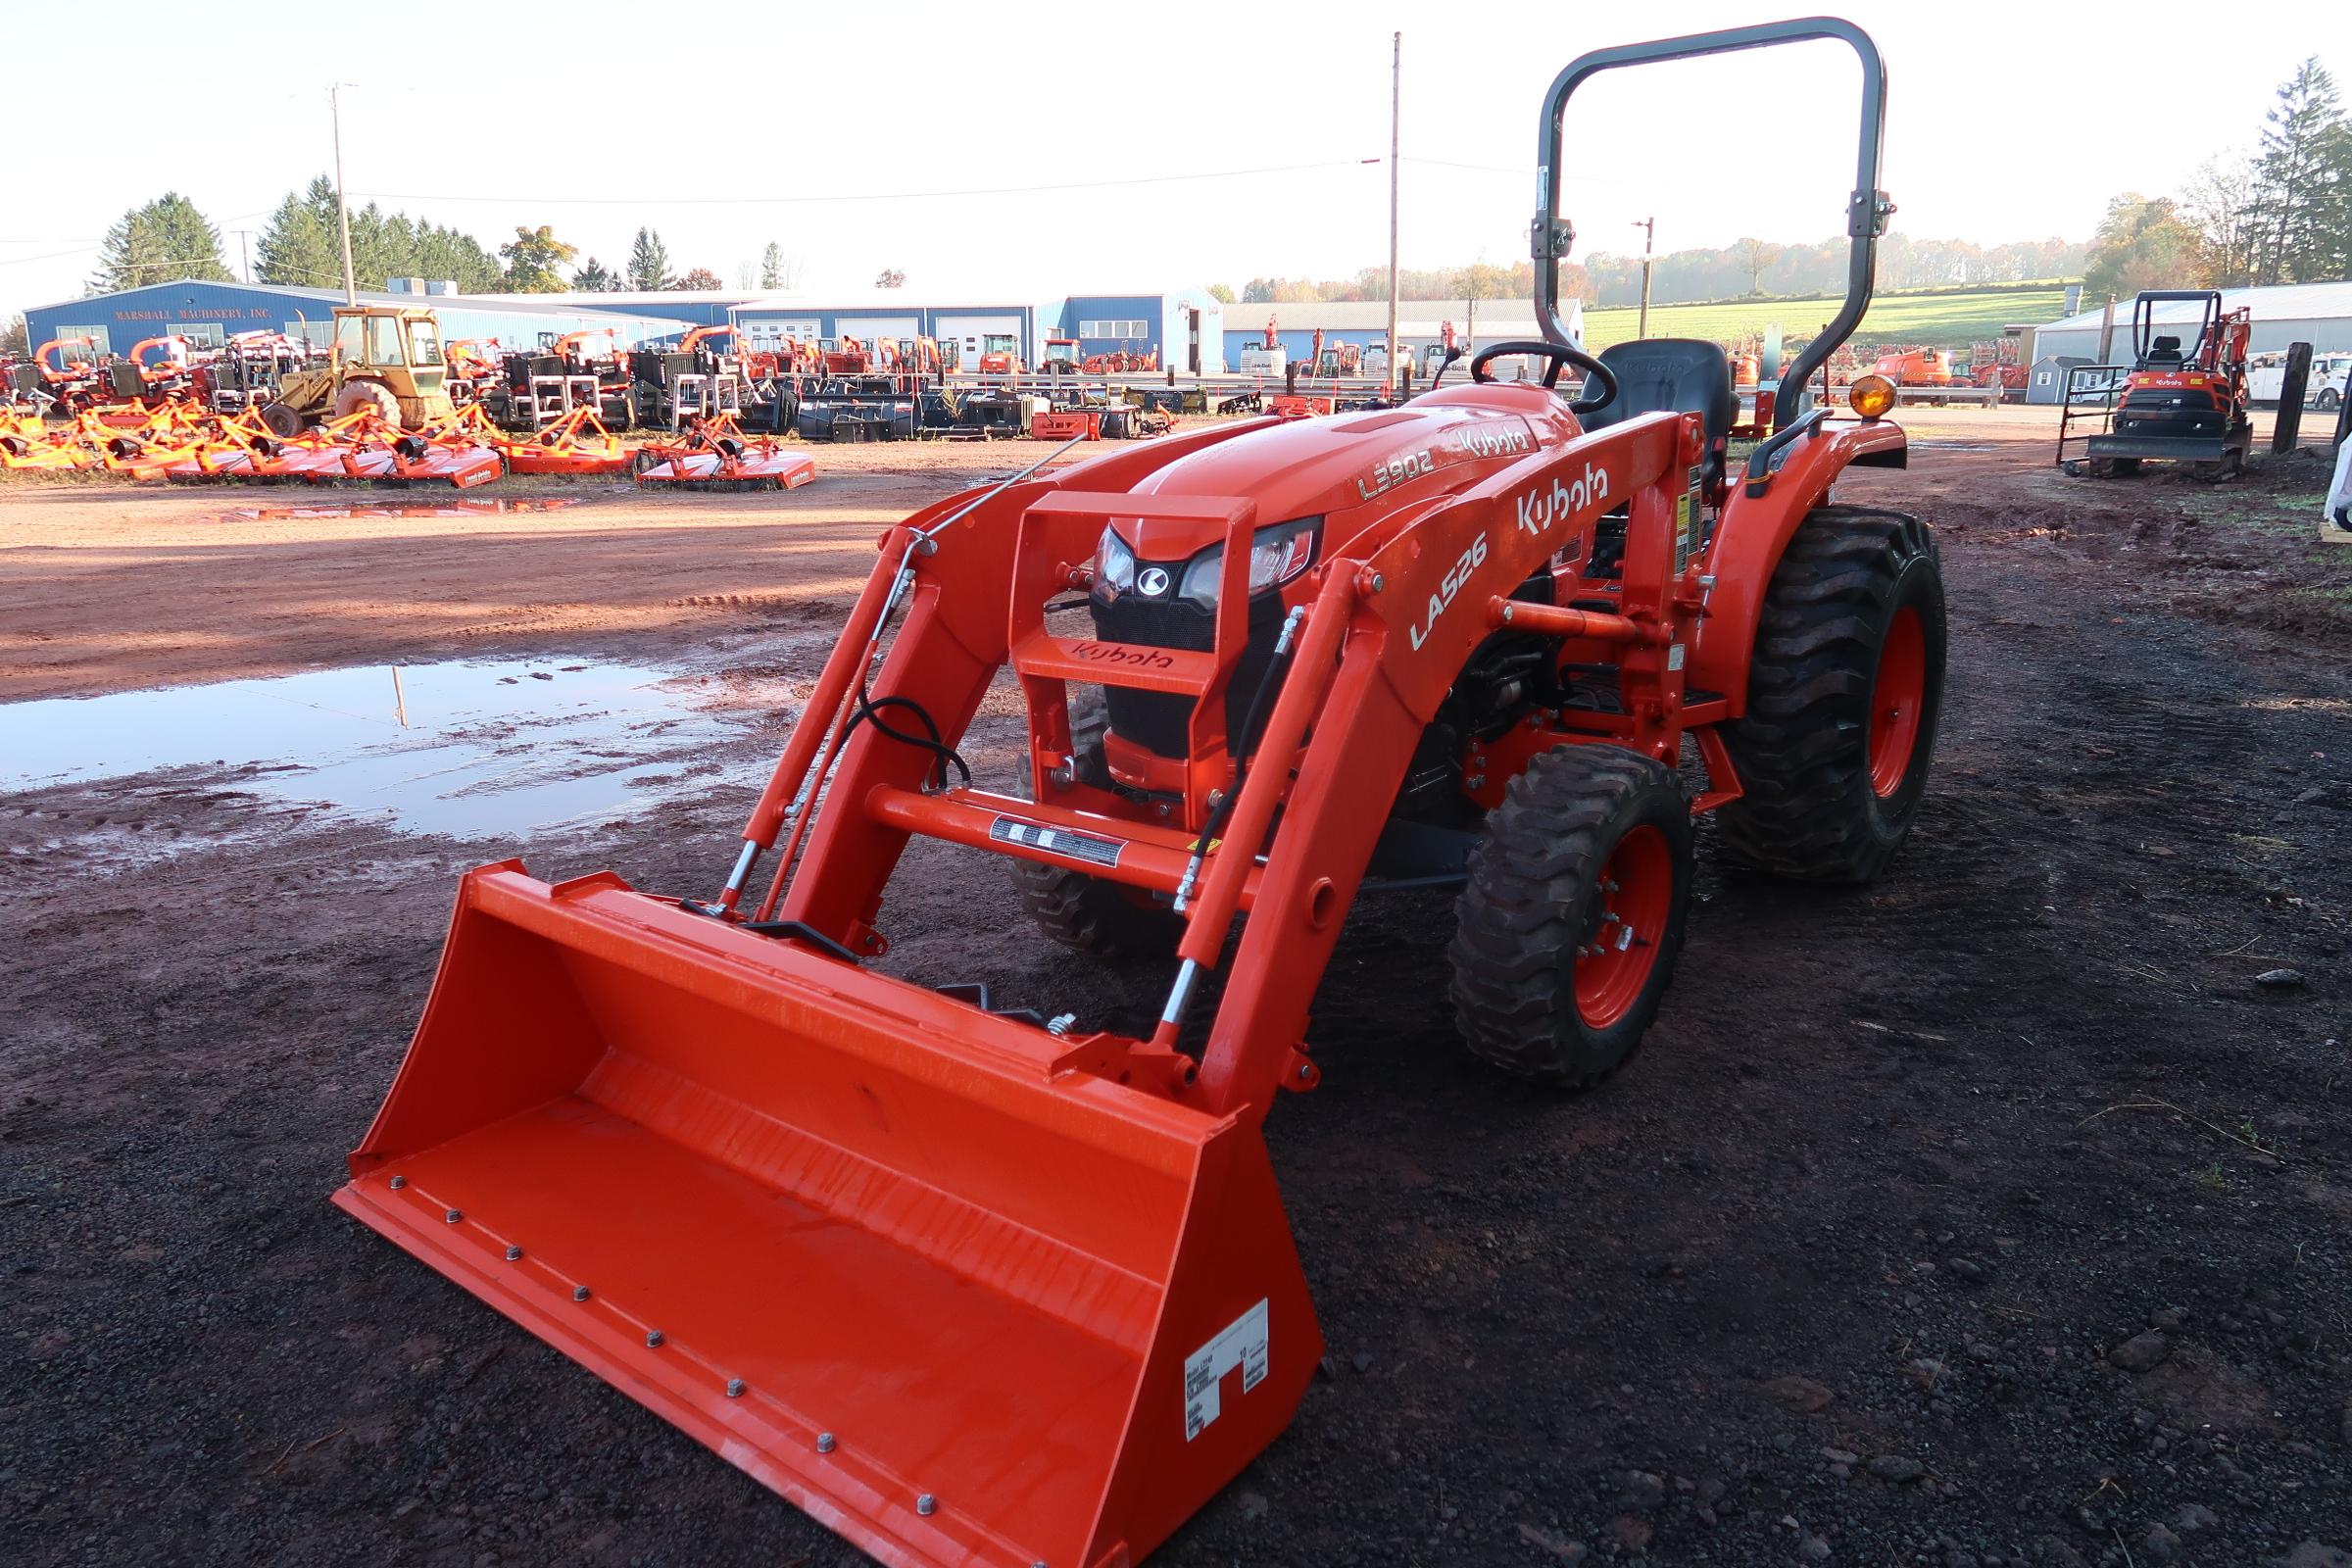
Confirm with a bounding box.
[335,20,1944,1568]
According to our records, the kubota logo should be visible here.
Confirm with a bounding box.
[1515,462,1610,537]
[1458,422,1534,460]
[1070,640,1175,669]
[1137,566,1172,597]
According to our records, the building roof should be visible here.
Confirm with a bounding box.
[2036,280,2352,332]
[30,277,696,320]
[1223,299,1539,331]
[447,287,766,311]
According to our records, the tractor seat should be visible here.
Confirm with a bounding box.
[1577,337,1739,446]
[2142,335,2185,368]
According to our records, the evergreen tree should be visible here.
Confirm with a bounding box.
[2247,59,2347,284]
[571,256,617,291]
[413,224,504,292]
[760,242,788,289]
[626,227,671,291]
[88,193,233,292]
[255,190,341,287]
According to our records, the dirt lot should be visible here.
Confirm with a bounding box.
[5,411,2350,1568]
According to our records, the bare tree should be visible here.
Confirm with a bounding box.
[1734,237,1783,294]
[2180,153,2258,286]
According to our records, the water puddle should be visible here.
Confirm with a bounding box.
[2,658,752,845]
[226,498,585,520]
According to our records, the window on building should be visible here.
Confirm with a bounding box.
[285,320,332,348]
[173,323,222,348]
[55,325,111,356]
[1078,318,1149,340]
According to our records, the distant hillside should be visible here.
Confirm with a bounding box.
[1582,283,2073,352]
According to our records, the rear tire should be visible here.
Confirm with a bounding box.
[1715,505,1945,883]
[259,402,306,438]
[1010,691,1184,960]
[334,379,401,427]
[1449,746,1692,1088]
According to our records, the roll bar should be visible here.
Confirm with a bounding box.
[2129,290,2222,363]
[1531,16,1892,433]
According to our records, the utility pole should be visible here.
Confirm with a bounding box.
[1387,31,1400,396]
[331,83,357,304]
[232,229,252,283]
[1634,217,1655,340]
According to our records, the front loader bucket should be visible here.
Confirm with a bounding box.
[335,863,1319,1568]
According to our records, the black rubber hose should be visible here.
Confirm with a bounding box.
[1187,612,1304,861]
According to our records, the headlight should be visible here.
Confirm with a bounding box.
[1095,525,1137,597]
[1177,516,1320,611]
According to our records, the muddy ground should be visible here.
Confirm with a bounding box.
[4,412,2349,1568]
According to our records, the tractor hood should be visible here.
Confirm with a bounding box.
[1129,383,1580,530]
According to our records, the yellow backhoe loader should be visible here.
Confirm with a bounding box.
[263,304,454,435]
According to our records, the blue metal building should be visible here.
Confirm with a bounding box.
[1044,291,1227,373]
[28,278,1232,371]
[24,279,699,360]
[728,299,1040,367]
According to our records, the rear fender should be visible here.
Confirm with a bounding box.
[1689,417,1908,706]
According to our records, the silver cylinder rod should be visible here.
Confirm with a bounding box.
[1158,958,1202,1030]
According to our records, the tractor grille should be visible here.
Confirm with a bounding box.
[1090,585,1285,759]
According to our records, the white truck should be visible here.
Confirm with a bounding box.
[2248,352,2349,412]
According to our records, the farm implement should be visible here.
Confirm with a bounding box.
[634,413,815,490]
[485,405,631,477]
[335,20,1941,1568]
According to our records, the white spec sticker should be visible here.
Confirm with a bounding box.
[1183,1298,1269,1441]
[1667,644,1687,671]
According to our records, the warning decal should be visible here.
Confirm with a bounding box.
[1182,1298,1270,1441]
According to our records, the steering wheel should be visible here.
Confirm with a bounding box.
[1470,339,1619,415]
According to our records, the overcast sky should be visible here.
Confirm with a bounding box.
[3,0,2341,317]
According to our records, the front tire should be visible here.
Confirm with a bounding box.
[1450,746,1692,1088]
[1715,505,1946,883]
[259,402,306,439]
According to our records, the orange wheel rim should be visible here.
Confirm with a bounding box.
[1574,824,1671,1030]
[1867,605,1926,798]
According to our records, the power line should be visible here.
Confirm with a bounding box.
[350,156,1385,209]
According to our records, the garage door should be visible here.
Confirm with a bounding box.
[835,316,920,341]
[938,314,1026,372]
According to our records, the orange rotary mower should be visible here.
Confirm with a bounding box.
[486,405,631,477]
[336,20,1939,1568]
[633,411,815,490]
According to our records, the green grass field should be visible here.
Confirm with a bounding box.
[1581,284,2072,352]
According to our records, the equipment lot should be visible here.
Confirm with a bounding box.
[4,407,2349,1565]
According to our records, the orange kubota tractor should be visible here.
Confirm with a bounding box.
[336,20,1941,1568]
